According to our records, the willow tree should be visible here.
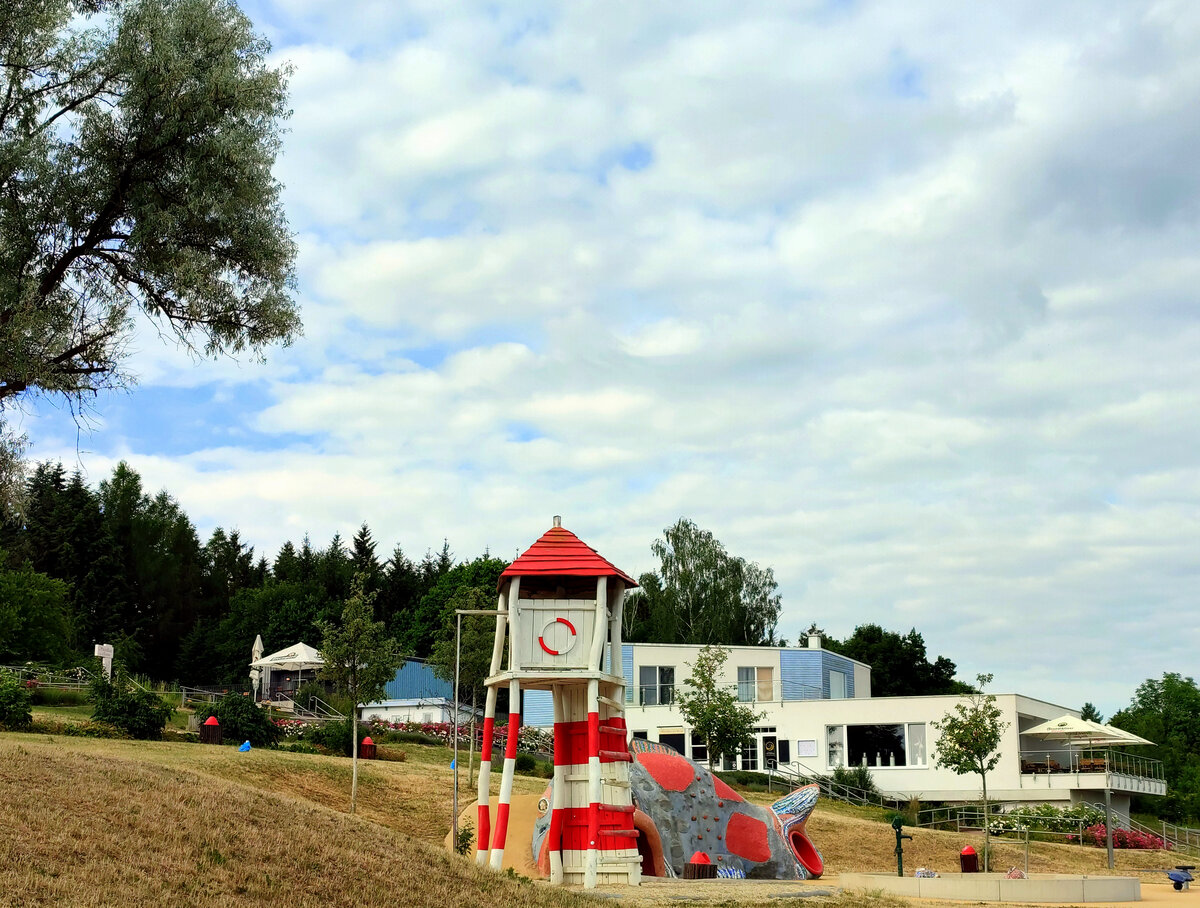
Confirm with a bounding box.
[624,518,782,646]
[0,0,300,403]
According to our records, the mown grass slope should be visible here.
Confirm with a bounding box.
[0,726,1175,907]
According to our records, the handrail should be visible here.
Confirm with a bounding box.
[769,760,908,811]
[1017,748,1165,782]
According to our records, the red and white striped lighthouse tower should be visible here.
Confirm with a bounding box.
[476,517,641,888]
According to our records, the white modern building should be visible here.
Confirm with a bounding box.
[523,635,1164,822]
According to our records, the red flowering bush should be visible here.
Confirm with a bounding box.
[1083,823,1170,850]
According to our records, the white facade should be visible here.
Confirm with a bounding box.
[524,641,1165,822]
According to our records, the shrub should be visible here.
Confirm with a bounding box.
[60,721,131,739]
[1082,823,1169,850]
[278,741,321,755]
[514,753,553,777]
[197,693,280,748]
[377,729,443,747]
[0,673,33,729]
[832,764,879,796]
[308,717,371,757]
[89,673,174,740]
[29,686,90,707]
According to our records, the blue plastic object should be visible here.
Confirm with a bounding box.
[238,741,251,752]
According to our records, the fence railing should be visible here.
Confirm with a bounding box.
[1018,748,1165,781]
[1,664,95,690]
[768,760,908,811]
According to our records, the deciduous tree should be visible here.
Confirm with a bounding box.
[932,673,1008,870]
[676,645,761,770]
[318,574,404,814]
[626,518,781,647]
[0,0,300,403]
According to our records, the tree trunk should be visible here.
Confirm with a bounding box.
[351,704,359,815]
[981,770,989,872]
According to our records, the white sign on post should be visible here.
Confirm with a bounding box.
[94,643,114,679]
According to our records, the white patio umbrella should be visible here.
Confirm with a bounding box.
[1024,715,1153,747]
[251,642,323,703]
[250,642,324,671]
[250,635,264,700]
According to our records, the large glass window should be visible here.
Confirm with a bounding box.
[740,739,759,771]
[639,665,675,705]
[907,724,927,765]
[826,725,845,768]
[737,666,755,702]
[691,732,708,764]
[829,669,847,699]
[847,724,907,767]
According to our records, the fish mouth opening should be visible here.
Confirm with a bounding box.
[788,828,823,878]
[632,809,667,877]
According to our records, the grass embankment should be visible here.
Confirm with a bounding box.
[0,735,590,908]
[0,711,1178,907]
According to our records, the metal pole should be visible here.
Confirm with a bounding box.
[453,612,461,848]
[1104,785,1115,870]
[1025,826,1030,876]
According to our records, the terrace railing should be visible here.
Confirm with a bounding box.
[1018,748,1165,782]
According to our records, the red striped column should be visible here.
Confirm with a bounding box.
[488,679,521,870]
[475,685,498,865]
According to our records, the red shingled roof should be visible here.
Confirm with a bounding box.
[500,525,638,588]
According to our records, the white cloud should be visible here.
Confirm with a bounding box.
[21,0,1200,716]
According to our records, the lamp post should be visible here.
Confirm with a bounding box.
[453,608,497,849]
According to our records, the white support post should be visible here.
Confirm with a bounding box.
[476,591,509,866]
[550,687,565,885]
[585,676,601,889]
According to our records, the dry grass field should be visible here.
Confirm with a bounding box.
[0,723,1182,907]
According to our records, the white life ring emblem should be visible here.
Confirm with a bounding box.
[538,617,578,656]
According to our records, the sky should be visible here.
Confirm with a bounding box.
[16,0,1200,717]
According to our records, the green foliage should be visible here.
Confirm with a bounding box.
[377,729,443,746]
[932,673,1008,870]
[307,718,371,757]
[713,769,774,790]
[676,645,762,768]
[318,574,405,711]
[831,764,880,796]
[0,0,300,404]
[29,687,90,707]
[822,624,971,697]
[428,585,499,706]
[454,822,474,856]
[89,671,175,739]
[197,692,280,748]
[1111,672,1200,822]
[1080,702,1104,723]
[514,752,553,777]
[0,558,72,663]
[0,671,33,729]
[405,556,507,658]
[624,519,781,646]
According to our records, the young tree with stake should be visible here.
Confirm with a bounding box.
[676,645,762,770]
[318,574,404,814]
[932,673,1008,870]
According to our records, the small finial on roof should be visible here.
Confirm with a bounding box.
[553,515,562,527]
